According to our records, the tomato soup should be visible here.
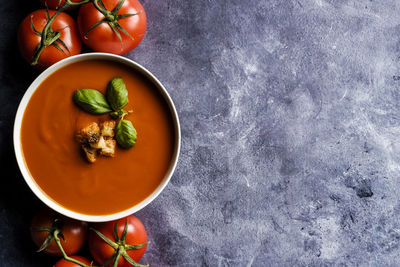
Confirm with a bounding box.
[21,59,175,215]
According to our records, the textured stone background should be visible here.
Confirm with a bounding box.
[1,0,400,266]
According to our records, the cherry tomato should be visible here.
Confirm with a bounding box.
[89,215,148,267]
[18,9,81,69]
[77,0,146,55]
[30,208,88,257]
[40,0,82,10]
[54,256,94,267]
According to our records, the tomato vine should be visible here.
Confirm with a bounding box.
[30,0,89,66]
[90,219,148,267]
[29,0,141,67]
[84,0,140,52]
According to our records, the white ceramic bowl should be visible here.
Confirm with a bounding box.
[13,53,180,222]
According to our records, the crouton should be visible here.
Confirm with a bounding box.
[100,121,116,138]
[76,122,100,144]
[82,144,97,163]
[99,139,116,157]
[77,121,117,162]
[90,136,106,149]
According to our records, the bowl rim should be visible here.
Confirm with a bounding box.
[13,53,181,222]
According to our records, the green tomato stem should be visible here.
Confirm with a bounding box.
[91,220,148,267]
[113,250,122,267]
[30,0,90,66]
[66,0,90,6]
[31,44,46,66]
[84,0,138,51]
[53,229,98,267]
[92,0,109,16]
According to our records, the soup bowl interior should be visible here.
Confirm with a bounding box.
[13,53,180,222]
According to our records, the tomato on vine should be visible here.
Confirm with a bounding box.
[77,0,147,55]
[18,9,81,69]
[89,215,148,267]
[30,208,88,257]
[54,256,94,267]
[40,0,83,10]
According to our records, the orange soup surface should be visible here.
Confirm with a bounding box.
[21,59,175,215]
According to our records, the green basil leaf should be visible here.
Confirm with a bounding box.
[110,109,129,119]
[106,77,128,111]
[73,89,112,114]
[115,120,137,148]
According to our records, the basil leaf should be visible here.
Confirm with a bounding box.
[73,89,112,114]
[115,120,137,148]
[106,77,128,111]
[110,109,129,119]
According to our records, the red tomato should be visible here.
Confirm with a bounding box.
[18,9,81,69]
[89,215,148,267]
[40,0,82,10]
[54,256,94,267]
[30,208,88,257]
[77,0,146,55]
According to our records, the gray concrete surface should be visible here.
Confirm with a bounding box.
[1,0,400,266]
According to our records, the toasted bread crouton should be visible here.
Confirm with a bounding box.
[90,136,106,149]
[76,122,100,144]
[77,121,118,162]
[99,139,116,157]
[82,144,97,163]
[100,121,116,138]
